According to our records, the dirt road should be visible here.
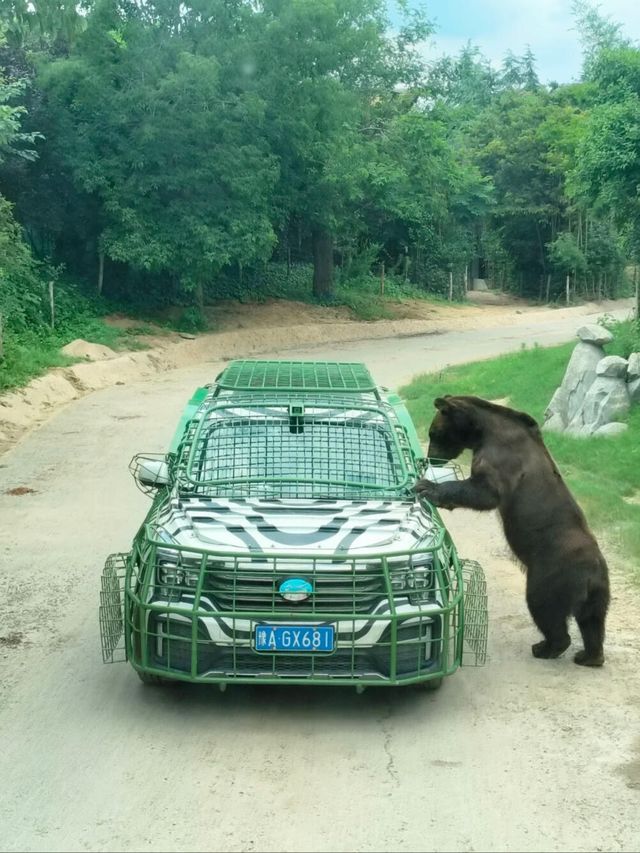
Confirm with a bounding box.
[0,300,638,852]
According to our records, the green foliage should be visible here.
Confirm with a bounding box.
[548,232,587,276]
[600,315,640,359]
[572,1,629,79]
[171,306,209,335]
[41,9,278,299]
[2,0,640,393]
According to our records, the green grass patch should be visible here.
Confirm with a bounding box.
[0,331,76,391]
[400,337,640,575]
[0,320,153,393]
[401,342,576,430]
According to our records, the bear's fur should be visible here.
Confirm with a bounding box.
[414,395,610,666]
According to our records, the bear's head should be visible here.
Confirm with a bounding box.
[426,396,480,462]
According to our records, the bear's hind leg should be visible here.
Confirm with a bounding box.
[526,590,571,660]
[574,586,609,667]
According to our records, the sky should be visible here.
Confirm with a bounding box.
[410,1,640,83]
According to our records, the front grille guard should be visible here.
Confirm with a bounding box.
[99,524,487,685]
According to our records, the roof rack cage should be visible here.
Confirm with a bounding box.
[216,360,378,393]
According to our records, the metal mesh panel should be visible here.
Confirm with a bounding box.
[461,559,488,665]
[99,553,127,663]
[187,407,408,498]
[217,360,377,392]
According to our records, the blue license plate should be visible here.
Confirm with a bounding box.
[254,624,334,653]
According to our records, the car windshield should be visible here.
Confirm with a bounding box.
[184,403,410,499]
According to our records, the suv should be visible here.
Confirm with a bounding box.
[100,360,487,690]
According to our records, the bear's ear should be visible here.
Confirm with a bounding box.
[434,395,453,413]
[434,396,479,434]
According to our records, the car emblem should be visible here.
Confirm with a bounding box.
[279,578,313,602]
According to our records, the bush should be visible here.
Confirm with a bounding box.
[601,315,640,359]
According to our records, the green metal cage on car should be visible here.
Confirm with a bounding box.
[100,359,488,690]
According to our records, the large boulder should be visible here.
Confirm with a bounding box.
[596,355,628,378]
[593,422,629,438]
[628,353,640,404]
[543,340,604,430]
[568,374,630,435]
[576,324,614,345]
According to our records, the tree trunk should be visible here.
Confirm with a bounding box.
[312,228,334,299]
[97,250,104,296]
[634,265,639,322]
[48,280,55,329]
[545,273,551,303]
[194,280,204,314]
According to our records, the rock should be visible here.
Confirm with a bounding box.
[179,333,197,340]
[628,377,640,404]
[542,412,566,433]
[61,339,117,361]
[576,324,613,345]
[596,355,628,378]
[627,352,640,379]
[569,375,630,434]
[593,422,628,437]
[544,340,604,428]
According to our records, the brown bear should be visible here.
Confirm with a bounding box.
[414,395,610,666]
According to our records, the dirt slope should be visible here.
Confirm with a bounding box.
[0,294,632,458]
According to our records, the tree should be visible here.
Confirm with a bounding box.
[42,1,278,307]
[0,28,49,338]
[253,0,431,298]
[571,0,628,79]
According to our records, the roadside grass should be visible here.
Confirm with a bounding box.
[400,339,640,579]
[0,321,153,393]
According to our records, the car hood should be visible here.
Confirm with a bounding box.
[154,497,441,557]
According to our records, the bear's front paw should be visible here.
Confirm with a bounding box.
[413,479,442,504]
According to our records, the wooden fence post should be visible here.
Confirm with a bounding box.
[49,280,55,329]
[448,270,453,301]
[0,312,4,361]
[97,250,104,295]
[565,274,570,306]
[380,262,385,295]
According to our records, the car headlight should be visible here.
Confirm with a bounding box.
[156,548,201,596]
[389,555,434,602]
[157,562,200,588]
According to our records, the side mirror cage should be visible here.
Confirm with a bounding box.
[130,454,171,494]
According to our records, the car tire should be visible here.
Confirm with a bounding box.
[136,670,175,686]
[414,677,443,692]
